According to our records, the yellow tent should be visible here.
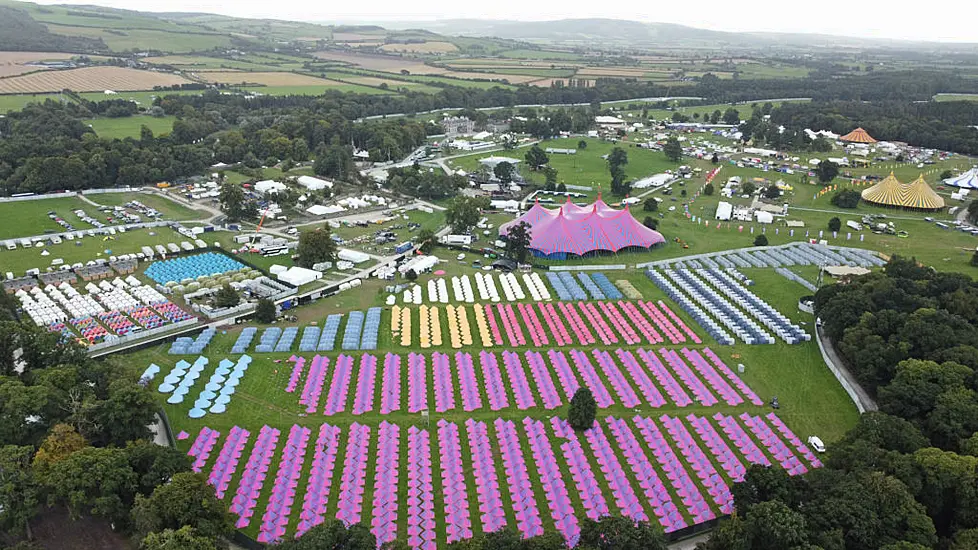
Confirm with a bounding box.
[840,127,878,144]
[861,172,905,207]
[901,174,945,210]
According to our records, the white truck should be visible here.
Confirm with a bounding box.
[846,220,863,231]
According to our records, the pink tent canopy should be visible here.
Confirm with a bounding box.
[500,196,664,256]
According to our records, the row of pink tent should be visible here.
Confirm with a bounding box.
[282,347,761,416]
[188,413,820,544]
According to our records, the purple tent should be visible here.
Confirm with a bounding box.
[500,196,664,257]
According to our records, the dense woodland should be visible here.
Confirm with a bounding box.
[694,258,978,550]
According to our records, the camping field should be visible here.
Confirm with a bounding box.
[0,196,97,240]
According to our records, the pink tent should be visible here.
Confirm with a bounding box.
[500,196,664,258]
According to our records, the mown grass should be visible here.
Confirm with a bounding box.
[83,115,176,139]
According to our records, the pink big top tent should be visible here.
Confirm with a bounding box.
[500,196,665,258]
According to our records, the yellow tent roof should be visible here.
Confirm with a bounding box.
[840,127,877,144]
[901,174,945,210]
[861,172,905,206]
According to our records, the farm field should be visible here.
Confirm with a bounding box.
[192,71,340,87]
[77,89,207,105]
[123,254,850,546]
[0,66,190,94]
[934,93,978,102]
[237,84,392,96]
[379,41,459,54]
[83,115,176,139]
[43,24,234,52]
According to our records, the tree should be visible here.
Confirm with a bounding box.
[608,147,629,196]
[556,182,567,193]
[219,182,254,223]
[83,379,158,447]
[543,166,558,190]
[816,160,840,183]
[568,387,597,431]
[742,500,810,550]
[663,137,682,162]
[643,216,658,230]
[255,298,276,323]
[680,189,687,198]
[722,107,740,125]
[967,200,978,225]
[941,170,954,181]
[524,146,549,171]
[37,446,137,525]
[141,526,219,550]
[296,226,338,269]
[732,465,798,514]
[0,445,39,538]
[132,472,233,541]
[214,283,240,308]
[416,228,436,254]
[578,516,667,550]
[972,250,978,268]
[32,423,86,473]
[446,196,488,234]
[271,519,376,550]
[505,221,532,263]
[494,161,515,184]
[762,185,780,200]
[404,269,418,282]
[643,198,659,212]
[742,181,757,195]
[828,217,842,232]
[703,182,715,196]
[754,234,769,246]
[831,189,861,208]
[314,144,355,181]
[578,140,587,149]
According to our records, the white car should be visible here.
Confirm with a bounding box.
[456,253,465,260]
[668,206,677,212]
[807,436,826,453]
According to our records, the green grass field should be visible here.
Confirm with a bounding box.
[89,191,206,221]
[83,115,176,139]
[0,197,98,240]
[234,84,393,96]
[77,90,207,106]
[44,24,234,52]
[933,93,978,102]
[0,93,69,113]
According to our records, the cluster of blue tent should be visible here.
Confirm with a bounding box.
[255,327,284,353]
[298,326,321,352]
[646,269,735,346]
[168,327,216,355]
[666,244,883,271]
[358,308,382,350]
[587,273,624,300]
[317,315,343,351]
[231,328,257,354]
[144,252,245,284]
[545,272,588,300]
[776,268,817,292]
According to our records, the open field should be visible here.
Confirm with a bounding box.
[934,93,978,102]
[44,24,234,52]
[83,115,176,139]
[0,92,66,112]
[193,71,343,87]
[0,66,190,93]
[77,89,206,105]
[379,41,459,54]
[237,84,392,96]
[0,197,97,240]
[89,191,206,220]
[312,50,446,74]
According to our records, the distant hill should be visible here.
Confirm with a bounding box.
[0,4,106,52]
[379,18,978,52]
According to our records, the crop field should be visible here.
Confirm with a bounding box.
[193,71,344,87]
[312,51,447,75]
[0,51,78,77]
[83,115,176,139]
[379,41,459,54]
[0,66,190,94]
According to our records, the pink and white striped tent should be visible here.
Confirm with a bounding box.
[500,196,664,258]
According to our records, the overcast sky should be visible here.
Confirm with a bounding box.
[33,0,978,43]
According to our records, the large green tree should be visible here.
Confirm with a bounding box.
[446,196,489,234]
[296,226,338,269]
[132,472,233,541]
[568,388,597,431]
[219,182,254,223]
[494,161,516,184]
[141,526,219,550]
[524,145,549,171]
[578,516,667,550]
[663,137,682,162]
[271,519,376,550]
[607,147,629,196]
[504,221,533,263]
[0,445,40,538]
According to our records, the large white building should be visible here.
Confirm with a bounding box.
[254,180,287,195]
[297,176,334,191]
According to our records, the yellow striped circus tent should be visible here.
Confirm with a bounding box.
[861,172,905,206]
[901,174,945,210]
[840,127,878,144]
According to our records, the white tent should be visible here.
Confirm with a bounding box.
[254,180,287,195]
[716,201,733,221]
[306,204,345,216]
[338,249,370,264]
[277,266,322,286]
[297,176,334,191]
[945,168,978,189]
